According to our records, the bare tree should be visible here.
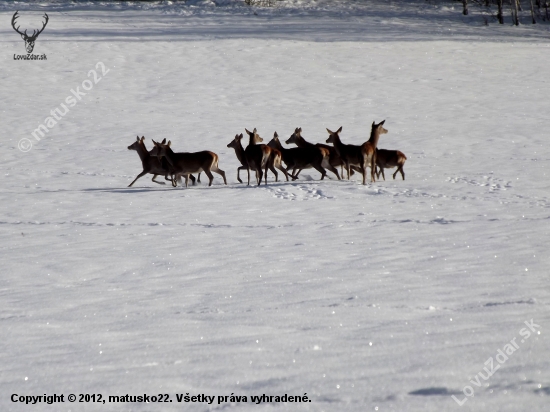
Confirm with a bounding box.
[497,0,505,23]
[463,0,469,15]
[530,0,537,22]
[511,0,520,25]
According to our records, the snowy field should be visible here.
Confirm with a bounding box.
[1,1,549,411]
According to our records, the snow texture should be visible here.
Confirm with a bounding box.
[1,1,549,411]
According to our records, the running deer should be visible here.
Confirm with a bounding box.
[285,127,344,179]
[150,140,227,187]
[326,120,388,184]
[267,132,328,180]
[375,148,407,180]
[243,128,294,185]
[127,136,197,187]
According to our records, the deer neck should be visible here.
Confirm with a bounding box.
[135,143,150,164]
[234,141,247,164]
[297,135,309,147]
[332,135,345,155]
[162,146,177,167]
[368,129,381,149]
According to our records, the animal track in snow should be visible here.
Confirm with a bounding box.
[266,184,333,201]
[446,175,512,191]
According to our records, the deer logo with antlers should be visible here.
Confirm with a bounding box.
[12,11,49,54]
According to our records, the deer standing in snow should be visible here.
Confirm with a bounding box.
[267,132,328,180]
[326,121,387,184]
[286,127,346,179]
[244,128,295,185]
[227,133,250,184]
[375,148,407,180]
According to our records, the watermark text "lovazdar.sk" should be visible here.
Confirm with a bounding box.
[18,62,110,153]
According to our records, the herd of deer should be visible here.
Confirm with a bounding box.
[127,120,407,188]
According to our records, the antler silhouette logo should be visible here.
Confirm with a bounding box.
[11,11,49,54]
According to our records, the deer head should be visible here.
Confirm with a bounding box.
[245,128,264,145]
[150,139,170,159]
[372,120,388,136]
[127,136,142,151]
[12,11,49,54]
[268,132,282,148]
[285,127,303,145]
[227,133,244,149]
[326,126,343,144]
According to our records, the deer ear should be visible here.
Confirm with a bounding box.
[238,133,243,139]
[372,121,375,126]
[136,136,140,142]
[253,128,257,133]
[20,34,25,40]
[161,138,167,144]
[326,128,333,134]
[274,131,278,138]
[337,126,342,133]
[380,120,385,125]
[298,127,302,132]
[245,128,251,134]
[140,136,145,142]
[167,140,171,147]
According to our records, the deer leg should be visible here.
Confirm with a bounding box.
[370,156,376,183]
[326,164,340,180]
[395,166,405,180]
[276,163,291,181]
[197,173,201,184]
[204,170,214,187]
[237,166,246,184]
[313,162,327,181]
[257,168,264,186]
[211,166,227,185]
[268,163,278,182]
[128,170,148,187]
[151,174,166,185]
[362,165,367,185]
[188,174,197,185]
[349,165,361,177]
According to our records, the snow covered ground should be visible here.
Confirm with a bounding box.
[1,1,549,411]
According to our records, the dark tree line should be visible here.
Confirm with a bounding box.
[460,0,549,25]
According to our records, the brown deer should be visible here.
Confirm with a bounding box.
[226,133,249,184]
[267,146,292,183]
[243,128,295,185]
[150,140,227,187]
[375,148,407,180]
[326,120,387,184]
[285,127,347,179]
[267,132,328,180]
[127,136,196,187]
